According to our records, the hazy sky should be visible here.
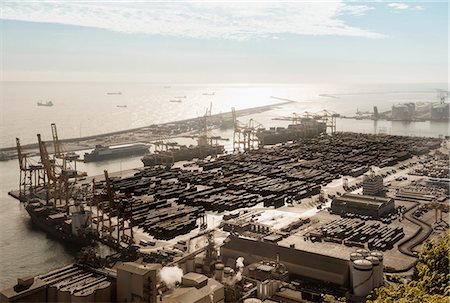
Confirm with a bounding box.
[1,1,448,83]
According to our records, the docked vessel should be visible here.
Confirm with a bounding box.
[116,105,127,108]
[257,119,327,145]
[37,101,53,107]
[142,143,224,167]
[25,200,92,247]
[106,92,122,95]
[169,100,182,103]
[84,144,150,162]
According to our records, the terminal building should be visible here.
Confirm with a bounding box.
[331,193,395,219]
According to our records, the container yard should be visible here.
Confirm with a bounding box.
[2,118,449,303]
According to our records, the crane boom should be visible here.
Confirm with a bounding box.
[15,138,25,170]
[51,123,63,157]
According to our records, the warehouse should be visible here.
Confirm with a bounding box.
[331,194,395,219]
[220,235,350,287]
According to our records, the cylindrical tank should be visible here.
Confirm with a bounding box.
[356,248,369,257]
[351,259,373,297]
[366,256,381,289]
[257,280,272,300]
[215,263,224,281]
[370,251,384,287]
[244,299,262,303]
[350,252,364,261]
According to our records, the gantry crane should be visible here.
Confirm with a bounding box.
[232,107,263,152]
[15,138,46,199]
[51,123,83,172]
[37,134,80,206]
[103,170,134,247]
[37,133,64,205]
[273,109,337,134]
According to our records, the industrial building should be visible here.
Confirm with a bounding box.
[160,272,224,303]
[0,264,115,303]
[362,174,384,196]
[220,235,350,287]
[331,194,395,219]
[116,262,160,303]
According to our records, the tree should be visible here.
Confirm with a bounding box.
[367,232,450,303]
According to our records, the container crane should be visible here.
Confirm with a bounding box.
[15,138,46,199]
[51,123,83,173]
[232,107,263,152]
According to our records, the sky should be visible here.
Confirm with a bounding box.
[1,0,448,84]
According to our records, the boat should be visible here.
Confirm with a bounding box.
[37,101,53,107]
[175,96,187,99]
[169,100,182,103]
[116,105,127,108]
[107,92,122,95]
[202,92,215,96]
[84,143,150,162]
[25,200,93,247]
[141,143,224,167]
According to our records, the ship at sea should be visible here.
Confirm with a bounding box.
[84,144,150,162]
[37,101,53,107]
[142,137,224,167]
[25,199,93,247]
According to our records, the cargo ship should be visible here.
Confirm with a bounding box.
[257,119,327,145]
[141,143,224,167]
[84,144,150,162]
[37,101,53,107]
[25,200,93,247]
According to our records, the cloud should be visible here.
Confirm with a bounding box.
[387,3,409,10]
[2,1,385,40]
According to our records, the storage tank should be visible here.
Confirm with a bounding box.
[215,263,224,281]
[370,251,384,287]
[257,280,272,300]
[366,256,381,289]
[350,252,364,261]
[350,259,373,297]
[356,248,369,257]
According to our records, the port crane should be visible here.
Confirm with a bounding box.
[273,109,337,134]
[15,137,46,199]
[37,134,69,205]
[232,107,263,152]
[103,170,134,247]
[51,123,84,173]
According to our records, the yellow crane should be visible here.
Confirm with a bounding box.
[51,123,85,175]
